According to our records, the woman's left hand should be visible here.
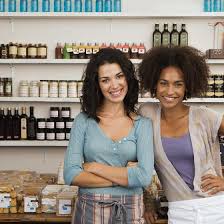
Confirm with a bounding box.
[83,162,98,173]
[201,174,224,195]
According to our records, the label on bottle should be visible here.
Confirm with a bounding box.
[79,48,85,53]
[0,84,4,95]
[58,199,72,215]
[86,48,92,54]
[180,34,188,46]
[171,34,179,46]
[5,83,12,95]
[162,34,170,46]
[122,47,129,53]
[93,48,99,54]
[24,196,38,213]
[138,48,146,54]
[56,121,65,129]
[18,47,26,57]
[153,34,162,47]
[0,194,11,208]
[21,118,27,139]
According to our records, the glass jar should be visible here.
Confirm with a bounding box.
[29,80,39,97]
[36,128,45,140]
[27,44,37,59]
[65,118,74,129]
[56,128,65,140]
[77,80,83,97]
[8,42,18,59]
[50,107,59,119]
[19,80,29,97]
[37,118,46,129]
[37,43,47,59]
[46,118,55,129]
[68,80,77,98]
[58,80,67,98]
[4,78,12,97]
[0,78,4,96]
[61,107,70,119]
[39,80,48,97]
[17,44,27,58]
[49,80,58,98]
[46,129,55,140]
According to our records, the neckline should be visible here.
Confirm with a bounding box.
[94,115,140,143]
[161,132,189,140]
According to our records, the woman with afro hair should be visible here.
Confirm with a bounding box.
[139,46,224,224]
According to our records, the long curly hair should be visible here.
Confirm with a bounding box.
[81,48,139,122]
[138,46,209,99]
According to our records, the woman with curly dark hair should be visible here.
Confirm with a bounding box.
[138,46,224,224]
[64,48,154,224]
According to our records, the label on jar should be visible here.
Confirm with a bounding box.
[37,132,45,140]
[37,47,47,57]
[93,48,99,54]
[46,122,54,129]
[66,132,70,140]
[46,132,55,140]
[66,121,73,129]
[56,122,65,129]
[122,48,129,53]
[50,111,59,118]
[18,47,26,57]
[67,47,73,53]
[86,48,92,54]
[79,48,85,53]
[0,84,4,95]
[30,86,39,97]
[61,111,70,118]
[19,86,29,97]
[131,48,138,53]
[5,83,12,95]
[73,48,79,54]
[38,122,45,129]
[138,49,146,54]
[28,47,37,57]
[24,196,38,213]
[56,132,65,140]
[0,193,11,208]
[9,46,17,55]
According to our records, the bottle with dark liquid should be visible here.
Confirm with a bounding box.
[162,23,170,47]
[153,23,162,47]
[5,108,13,140]
[0,108,5,140]
[170,23,179,46]
[27,106,36,140]
[179,24,188,46]
[20,107,28,140]
[12,107,21,140]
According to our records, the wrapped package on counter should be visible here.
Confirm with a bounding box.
[0,184,17,214]
[41,185,66,213]
[56,187,78,216]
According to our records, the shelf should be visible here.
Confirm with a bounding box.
[0,59,141,64]
[1,97,224,103]
[0,59,222,65]
[0,97,80,103]
[0,141,68,147]
[0,12,224,19]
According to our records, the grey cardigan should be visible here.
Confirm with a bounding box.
[140,103,223,202]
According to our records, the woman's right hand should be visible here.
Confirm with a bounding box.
[144,210,158,224]
[126,161,138,167]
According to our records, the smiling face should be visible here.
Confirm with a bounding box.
[156,66,186,109]
[98,63,128,105]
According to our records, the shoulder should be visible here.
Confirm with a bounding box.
[138,102,159,120]
[72,112,90,129]
[135,115,153,130]
[191,105,221,120]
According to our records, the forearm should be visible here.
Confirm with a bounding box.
[86,163,128,187]
[72,171,113,188]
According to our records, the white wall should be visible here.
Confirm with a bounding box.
[0,0,224,173]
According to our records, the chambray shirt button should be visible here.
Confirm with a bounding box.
[123,138,127,141]
[118,141,122,143]
[113,148,117,151]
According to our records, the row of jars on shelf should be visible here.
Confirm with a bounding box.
[0,43,48,59]
[19,80,83,98]
[56,42,146,59]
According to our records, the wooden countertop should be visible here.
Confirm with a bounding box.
[0,214,167,223]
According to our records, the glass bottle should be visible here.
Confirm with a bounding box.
[20,107,28,140]
[5,108,13,140]
[0,0,5,12]
[20,0,28,12]
[113,0,121,12]
[8,0,16,12]
[161,23,170,47]
[12,108,21,140]
[74,0,82,12]
[179,24,188,46]
[31,0,39,12]
[153,23,162,47]
[0,108,5,140]
[85,0,92,12]
[96,0,103,12]
[64,0,72,12]
[27,106,36,140]
[170,24,179,46]
[54,0,61,12]
[104,0,112,12]
[55,42,63,59]
[42,0,50,12]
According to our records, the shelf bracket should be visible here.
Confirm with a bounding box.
[9,18,14,33]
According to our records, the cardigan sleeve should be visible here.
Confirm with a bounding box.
[127,117,154,188]
[63,112,87,185]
